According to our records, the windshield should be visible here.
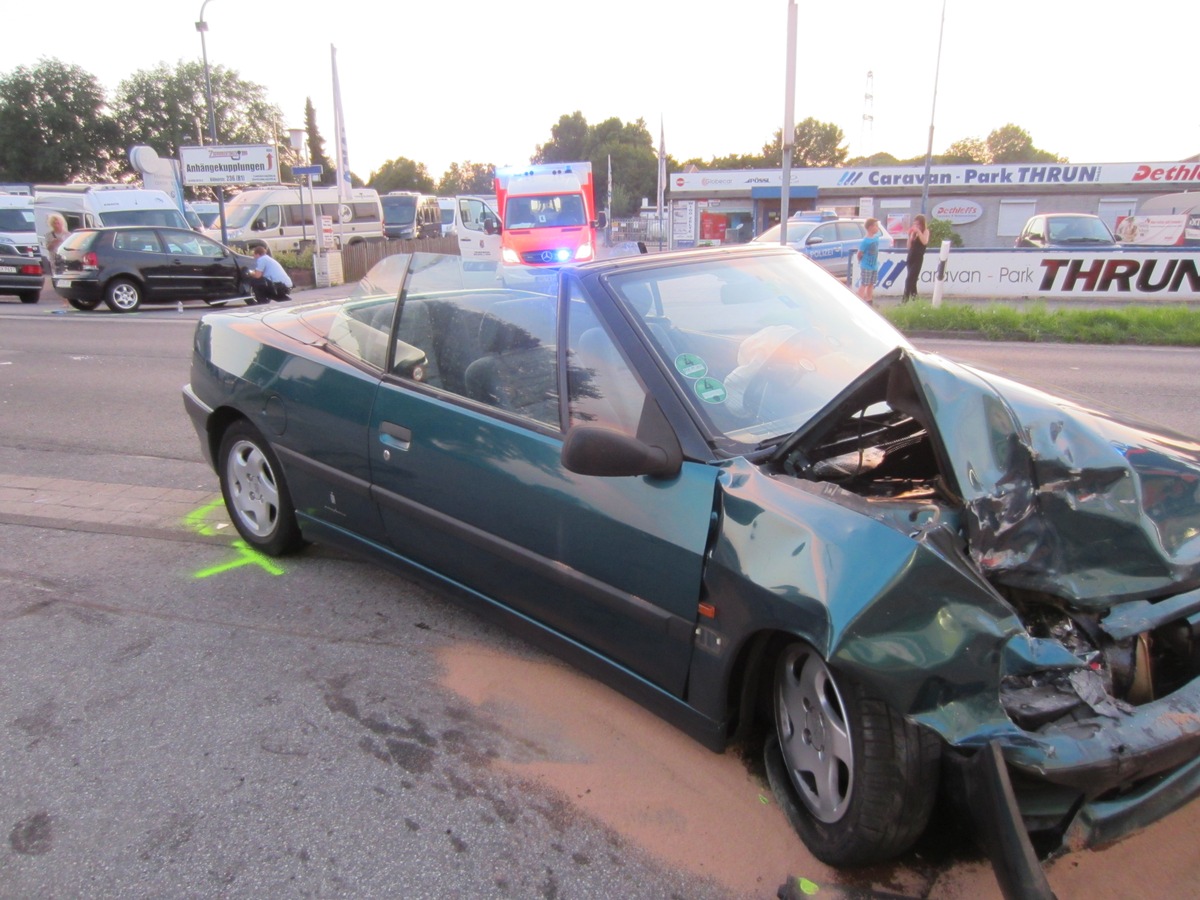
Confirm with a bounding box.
[99,209,188,228]
[605,251,905,449]
[1047,216,1114,244]
[0,208,35,232]
[382,196,417,226]
[222,201,260,230]
[505,193,586,229]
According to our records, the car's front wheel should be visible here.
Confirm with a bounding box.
[218,420,304,556]
[104,278,143,313]
[766,642,940,866]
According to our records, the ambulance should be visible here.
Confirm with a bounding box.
[494,163,605,272]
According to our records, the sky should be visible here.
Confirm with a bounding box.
[5,1,1197,185]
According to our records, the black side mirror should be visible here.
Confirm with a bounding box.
[562,425,680,478]
[594,212,608,229]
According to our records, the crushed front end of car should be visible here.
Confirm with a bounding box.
[744,346,1200,859]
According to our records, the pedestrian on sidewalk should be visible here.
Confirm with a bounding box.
[856,218,881,306]
[902,214,931,302]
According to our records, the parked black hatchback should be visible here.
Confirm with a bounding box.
[52,226,255,312]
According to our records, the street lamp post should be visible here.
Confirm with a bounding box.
[919,0,948,216]
[197,0,229,245]
[288,129,309,245]
[780,0,797,245]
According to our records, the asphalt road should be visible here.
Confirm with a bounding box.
[3,294,1200,898]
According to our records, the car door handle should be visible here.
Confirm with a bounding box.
[380,422,412,452]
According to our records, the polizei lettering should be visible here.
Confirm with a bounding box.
[1038,257,1200,293]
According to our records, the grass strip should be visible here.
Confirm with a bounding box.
[883,301,1200,345]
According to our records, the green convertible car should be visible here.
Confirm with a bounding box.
[184,246,1200,886]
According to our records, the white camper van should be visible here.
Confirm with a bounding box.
[0,193,40,258]
[207,186,383,253]
[33,184,189,236]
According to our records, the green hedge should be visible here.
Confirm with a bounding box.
[883,300,1200,345]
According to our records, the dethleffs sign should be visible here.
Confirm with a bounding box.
[180,145,279,186]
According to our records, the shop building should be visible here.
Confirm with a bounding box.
[667,160,1200,249]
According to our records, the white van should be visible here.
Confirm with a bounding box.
[207,185,383,253]
[33,184,189,236]
[437,197,456,237]
[0,193,40,258]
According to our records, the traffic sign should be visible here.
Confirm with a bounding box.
[293,165,323,176]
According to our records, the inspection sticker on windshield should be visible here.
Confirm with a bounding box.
[675,353,708,379]
[694,377,727,404]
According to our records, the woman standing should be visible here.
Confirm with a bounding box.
[902,214,930,302]
[43,214,70,273]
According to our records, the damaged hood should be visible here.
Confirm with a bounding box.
[908,351,1200,605]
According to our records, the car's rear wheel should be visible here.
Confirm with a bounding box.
[766,642,940,866]
[67,296,101,311]
[218,420,304,556]
[104,278,143,313]
[19,290,40,304]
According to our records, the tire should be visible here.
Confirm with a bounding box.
[19,290,40,304]
[104,278,143,313]
[217,420,304,556]
[67,296,102,311]
[766,642,940,866]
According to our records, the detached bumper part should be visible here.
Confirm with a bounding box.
[955,741,1054,900]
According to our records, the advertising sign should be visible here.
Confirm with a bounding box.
[874,248,1200,300]
[1114,215,1188,245]
[672,200,696,247]
[930,200,984,225]
[320,215,334,248]
[179,145,280,186]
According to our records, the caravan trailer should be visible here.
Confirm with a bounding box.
[206,186,383,253]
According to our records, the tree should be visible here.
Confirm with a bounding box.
[531,113,662,217]
[0,58,122,183]
[303,98,334,186]
[762,118,848,168]
[846,152,904,167]
[533,111,589,164]
[985,124,1064,164]
[437,161,495,195]
[368,157,434,194]
[113,61,283,171]
[939,137,989,165]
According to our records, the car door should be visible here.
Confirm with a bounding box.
[158,230,236,299]
[366,272,716,696]
[804,222,842,273]
[184,232,242,299]
[111,228,180,300]
[455,196,502,267]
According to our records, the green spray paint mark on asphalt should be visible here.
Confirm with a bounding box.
[193,539,285,579]
[184,499,285,579]
[793,876,820,895]
[184,498,231,537]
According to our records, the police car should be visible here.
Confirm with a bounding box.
[753,211,893,279]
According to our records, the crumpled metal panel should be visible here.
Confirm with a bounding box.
[713,460,1023,743]
[907,351,1200,605]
